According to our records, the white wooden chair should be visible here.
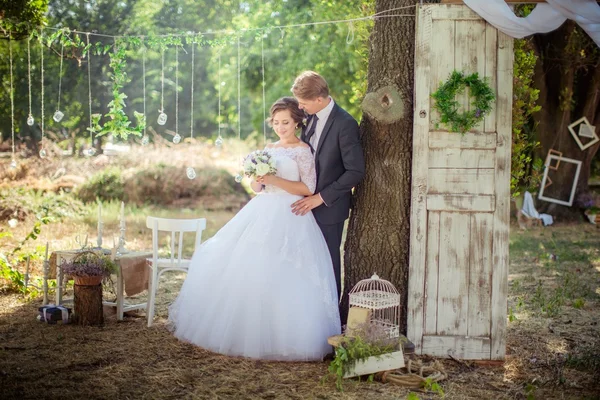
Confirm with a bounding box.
[146,216,207,327]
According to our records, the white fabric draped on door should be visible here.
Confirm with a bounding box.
[463,0,600,47]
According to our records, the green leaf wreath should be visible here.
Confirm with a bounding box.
[431,70,495,134]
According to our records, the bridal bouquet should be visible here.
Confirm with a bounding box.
[243,150,277,178]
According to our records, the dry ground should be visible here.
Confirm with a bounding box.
[1,144,599,400]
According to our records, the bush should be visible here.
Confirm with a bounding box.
[124,164,248,207]
[76,167,125,203]
[0,188,85,222]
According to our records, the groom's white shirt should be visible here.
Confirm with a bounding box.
[308,96,335,206]
[309,96,335,154]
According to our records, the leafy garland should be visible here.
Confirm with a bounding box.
[90,39,145,140]
[25,29,239,140]
[431,70,495,134]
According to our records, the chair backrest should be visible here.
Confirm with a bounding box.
[146,216,207,265]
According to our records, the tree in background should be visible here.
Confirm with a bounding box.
[532,21,600,218]
[511,35,542,199]
[0,0,47,39]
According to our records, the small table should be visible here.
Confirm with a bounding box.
[54,250,152,321]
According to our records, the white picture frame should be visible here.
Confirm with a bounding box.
[538,155,582,207]
[568,117,599,151]
[578,123,596,139]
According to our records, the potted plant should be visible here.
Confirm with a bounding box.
[575,192,598,224]
[585,206,599,224]
[328,323,405,391]
[61,251,117,286]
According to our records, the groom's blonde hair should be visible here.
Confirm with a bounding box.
[291,71,329,100]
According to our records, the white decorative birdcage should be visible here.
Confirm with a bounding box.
[348,273,401,338]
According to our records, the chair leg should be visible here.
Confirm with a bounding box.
[147,269,159,327]
[117,265,124,321]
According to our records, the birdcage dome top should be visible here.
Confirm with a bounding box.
[349,273,399,295]
[348,273,400,310]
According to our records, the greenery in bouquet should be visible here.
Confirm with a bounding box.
[61,252,117,278]
[243,150,277,178]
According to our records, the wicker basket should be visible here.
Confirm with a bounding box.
[73,275,103,286]
[65,250,107,286]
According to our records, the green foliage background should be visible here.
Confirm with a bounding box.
[0,0,373,147]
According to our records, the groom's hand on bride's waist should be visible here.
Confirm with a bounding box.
[291,194,324,216]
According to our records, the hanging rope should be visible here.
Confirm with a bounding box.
[261,34,266,147]
[41,5,417,39]
[161,47,165,112]
[378,359,447,388]
[174,45,180,143]
[237,34,241,143]
[186,38,196,179]
[346,21,355,45]
[235,34,243,182]
[190,38,195,140]
[216,51,222,146]
[9,36,16,167]
[142,38,148,144]
[57,41,64,111]
[157,46,167,125]
[27,36,34,126]
[40,30,46,158]
[86,33,94,154]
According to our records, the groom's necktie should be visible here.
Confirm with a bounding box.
[305,115,319,154]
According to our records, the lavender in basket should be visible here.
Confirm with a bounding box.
[61,253,117,277]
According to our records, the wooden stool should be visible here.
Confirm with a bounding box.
[73,277,104,326]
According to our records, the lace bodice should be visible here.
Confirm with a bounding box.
[262,145,316,194]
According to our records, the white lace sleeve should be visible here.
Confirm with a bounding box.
[296,146,317,194]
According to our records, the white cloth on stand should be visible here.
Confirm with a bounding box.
[521,191,554,226]
[463,0,600,47]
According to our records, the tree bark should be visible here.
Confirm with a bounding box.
[73,283,104,326]
[342,0,415,333]
[532,22,600,218]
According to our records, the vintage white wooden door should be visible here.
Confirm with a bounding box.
[407,4,513,360]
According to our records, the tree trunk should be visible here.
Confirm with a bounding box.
[342,0,415,333]
[73,283,104,326]
[532,22,600,218]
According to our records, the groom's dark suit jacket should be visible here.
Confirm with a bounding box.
[301,102,365,225]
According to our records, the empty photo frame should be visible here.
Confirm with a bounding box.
[545,149,562,171]
[568,117,599,151]
[538,154,582,207]
[578,123,596,139]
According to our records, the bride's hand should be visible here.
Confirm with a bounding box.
[256,174,277,185]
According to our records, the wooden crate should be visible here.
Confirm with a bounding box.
[343,350,405,379]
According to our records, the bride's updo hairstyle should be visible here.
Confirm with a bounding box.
[268,97,306,130]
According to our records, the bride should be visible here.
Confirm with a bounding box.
[168,97,341,361]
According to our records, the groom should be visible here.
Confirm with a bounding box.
[290,71,365,304]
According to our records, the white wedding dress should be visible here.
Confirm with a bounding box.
[168,145,341,361]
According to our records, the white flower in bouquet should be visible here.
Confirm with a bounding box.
[255,163,271,176]
[243,150,277,178]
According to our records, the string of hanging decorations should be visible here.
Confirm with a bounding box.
[3,5,416,174]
